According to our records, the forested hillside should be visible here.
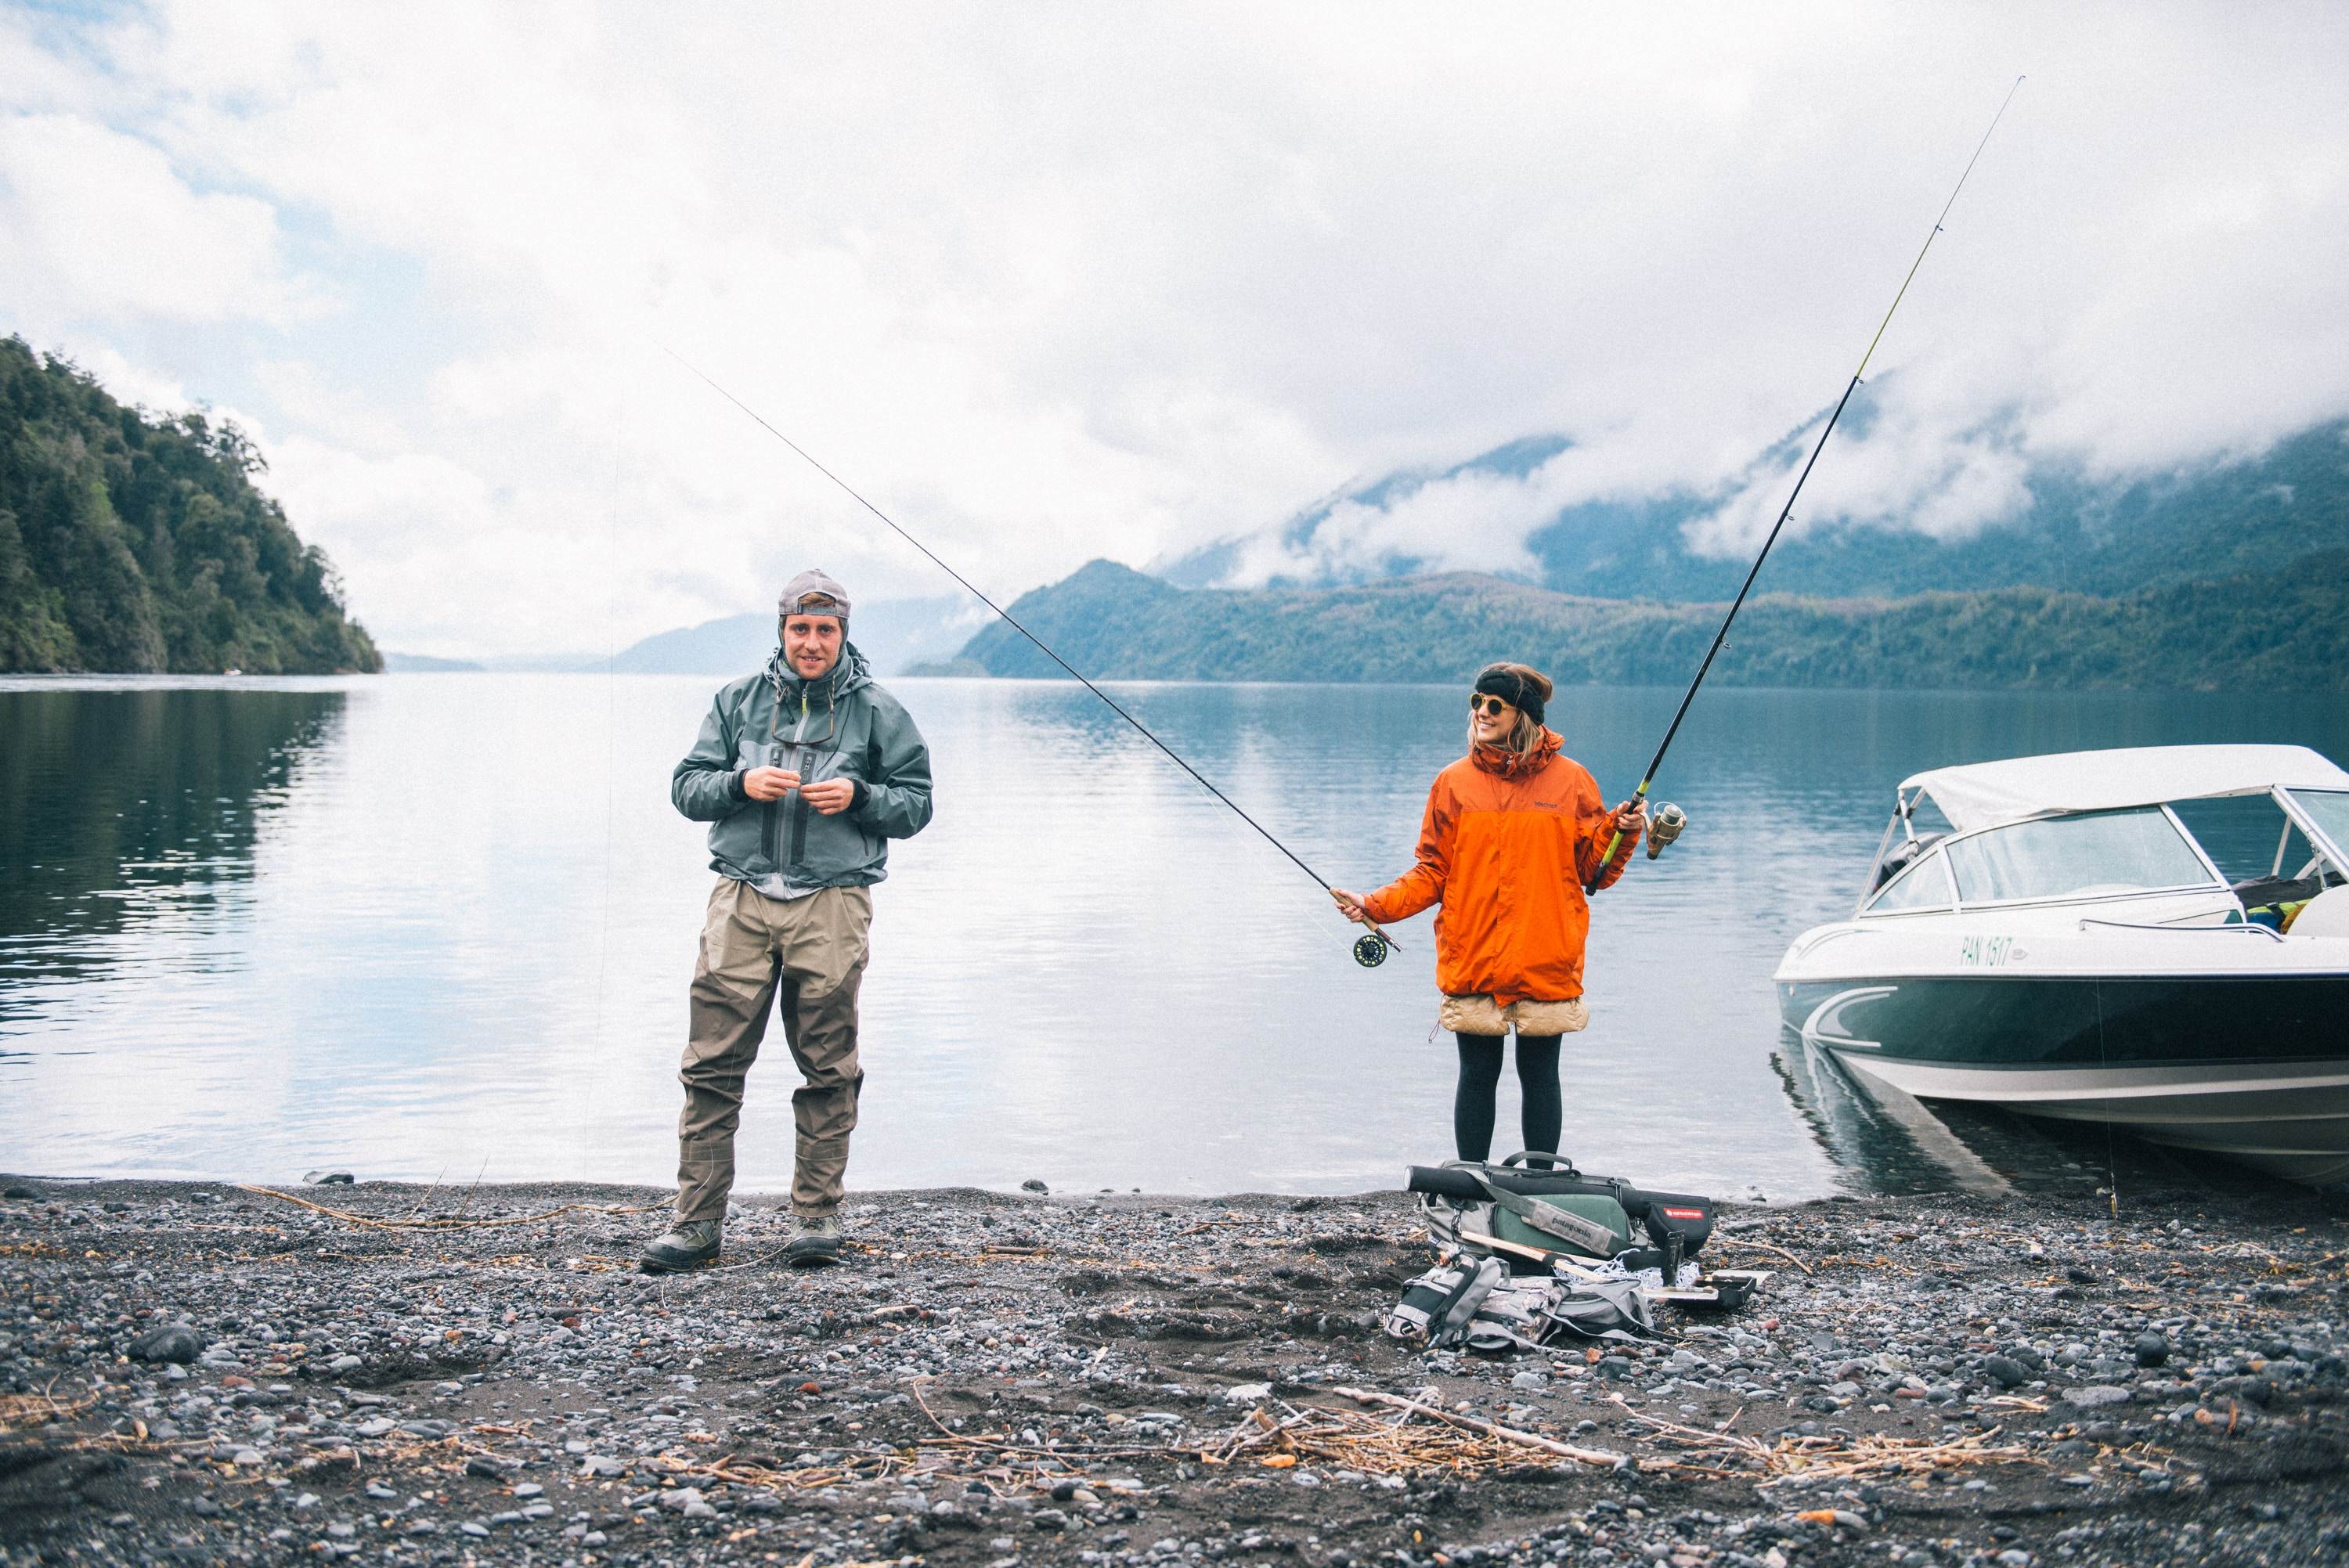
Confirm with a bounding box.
[943,553,2349,690]
[0,338,379,674]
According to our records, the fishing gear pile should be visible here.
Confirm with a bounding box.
[1382,1152,1766,1356]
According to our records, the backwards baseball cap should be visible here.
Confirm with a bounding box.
[779,568,852,622]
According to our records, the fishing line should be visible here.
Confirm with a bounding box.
[1589,76,2027,889]
[664,346,1402,967]
[591,416,622,1133]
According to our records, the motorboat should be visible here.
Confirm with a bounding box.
[1774,744,2349,1184]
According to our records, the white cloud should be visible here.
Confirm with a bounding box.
[0,113,309,330]
[3,2,2347,651]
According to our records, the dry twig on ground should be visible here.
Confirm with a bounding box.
[1709,1235,1812,1274]
[1185,1389,1656,1480]
[0,1385,96,1436]
[236,1185,663,1233]
[1334,1386,1628,1468]
[1201,1395,1648,1480]
[1607,1395,2036,1486]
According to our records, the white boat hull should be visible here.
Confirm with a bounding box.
[1824,1050,2349,1185]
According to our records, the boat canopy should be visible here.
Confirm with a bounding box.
[1903,744,2349,834]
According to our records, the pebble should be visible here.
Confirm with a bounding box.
[2062,1386,2132,1409]
[128,1322,203,1364]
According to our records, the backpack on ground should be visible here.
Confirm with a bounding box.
[1409,1152,1717,1278]
[1381,1255,1503,1347]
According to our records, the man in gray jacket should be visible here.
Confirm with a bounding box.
[643,569,934,1271]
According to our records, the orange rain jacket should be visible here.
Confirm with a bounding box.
[1360,732,1638,1007]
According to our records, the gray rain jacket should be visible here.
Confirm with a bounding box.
[671,643,933,892]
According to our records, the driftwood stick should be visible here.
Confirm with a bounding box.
[1334,1387,1625,1468]
[1710,1235,1812,1274]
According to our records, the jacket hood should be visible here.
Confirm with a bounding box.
[763,640,875,704]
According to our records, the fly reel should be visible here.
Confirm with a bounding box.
[1353,931,1392,968]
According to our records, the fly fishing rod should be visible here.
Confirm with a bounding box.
[666,348,1405,968]
[1586,77,2025,892]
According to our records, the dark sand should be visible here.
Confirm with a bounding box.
[3,1174,2346,1568]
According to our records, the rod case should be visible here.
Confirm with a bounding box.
[1408,1154,1718,1266]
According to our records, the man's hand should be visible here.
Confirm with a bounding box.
[1330,888,1372,926]
[1612,798,1649,838]
[800,778,857,816]
[743,766,799,802]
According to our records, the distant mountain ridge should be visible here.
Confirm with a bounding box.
[1163,404,2349,604]
[391,595,983,676]
[601,596,979,676]
[944,553,2349,690]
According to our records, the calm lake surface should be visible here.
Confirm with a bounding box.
[4,674,2346,1200]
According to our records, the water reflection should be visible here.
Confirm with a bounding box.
[0,687,344,1015]
[0,676,2344,1195]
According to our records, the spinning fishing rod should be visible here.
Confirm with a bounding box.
[1586,77,2026,892]
[666,348,1405,968]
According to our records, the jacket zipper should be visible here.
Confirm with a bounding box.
[787,689,813,873]
[760,685,783,864]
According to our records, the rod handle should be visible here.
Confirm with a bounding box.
[1582,783,1650,896]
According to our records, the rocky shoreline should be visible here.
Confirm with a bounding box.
[2,1174,2346,1568]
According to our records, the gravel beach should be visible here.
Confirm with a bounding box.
[3,1173,2345,1568]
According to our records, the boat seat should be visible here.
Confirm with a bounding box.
[2233,872,2329,929]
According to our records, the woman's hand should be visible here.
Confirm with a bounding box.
[1612,798,1649,837]
[1330,888,1373,926]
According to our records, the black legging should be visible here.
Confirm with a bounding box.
[1454,1033,1564,1164]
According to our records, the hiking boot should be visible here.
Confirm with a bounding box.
[640,1220,722,1274]
[783,1213,843,1267]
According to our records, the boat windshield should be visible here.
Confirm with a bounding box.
[1864,849,1954,914]
[2287,790,2349,865]
[1944,806,2215,905]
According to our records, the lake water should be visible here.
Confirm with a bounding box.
[4,674,2346,1202]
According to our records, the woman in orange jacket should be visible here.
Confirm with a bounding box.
[1332,663,1644,1165]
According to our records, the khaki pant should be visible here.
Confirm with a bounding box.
[1438,993,1589,1037]
[677,878,873,1222]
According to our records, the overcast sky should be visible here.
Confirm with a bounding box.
[4,3,2346,656]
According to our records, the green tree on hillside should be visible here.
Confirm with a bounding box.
[0,337,380,674]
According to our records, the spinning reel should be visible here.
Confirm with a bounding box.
[1645,802,1687,859]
